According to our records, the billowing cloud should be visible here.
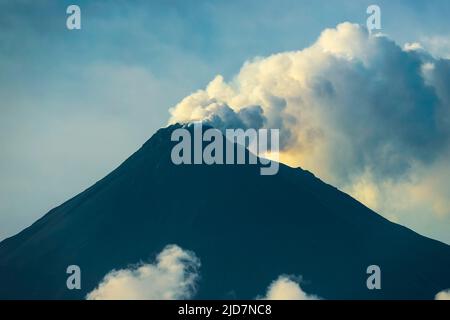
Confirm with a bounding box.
[169,22,450,243]
[435,289,450,300]
[421,36,450,59]
[86,245,200,300]
[169,87,266,132]
[259,275,321,300]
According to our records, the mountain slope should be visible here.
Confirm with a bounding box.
[0,124,449,299]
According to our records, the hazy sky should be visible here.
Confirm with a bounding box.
[1,0,450,242]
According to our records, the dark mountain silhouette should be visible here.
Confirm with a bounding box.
[0,124,449,299]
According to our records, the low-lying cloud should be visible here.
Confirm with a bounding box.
[86,245,200,300]
[169,22,450,243]
[259,275,321,300]
[435,289,450,300]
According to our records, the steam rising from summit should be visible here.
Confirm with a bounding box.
[169,23,450,242]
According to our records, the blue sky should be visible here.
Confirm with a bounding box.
[1,0,450,242]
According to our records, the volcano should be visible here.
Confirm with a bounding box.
[0,124,449,299]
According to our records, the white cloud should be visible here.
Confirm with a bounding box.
[259,275,321,300]
[86,245,200,300]
[403,42,423,52]
[435,289,450,300]
[421,36,450,59]
[168,22,450,243]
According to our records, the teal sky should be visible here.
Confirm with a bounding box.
[1,0,450,241]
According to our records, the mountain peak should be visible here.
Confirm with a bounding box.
[1,125,449,299]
